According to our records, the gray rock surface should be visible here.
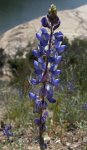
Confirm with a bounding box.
[0,5,87,78]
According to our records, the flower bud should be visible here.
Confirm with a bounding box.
[41,17,50,28]
[48,4,57,16]
[47,4,59,26]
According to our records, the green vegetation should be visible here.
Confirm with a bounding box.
[0,48,6,69]
[6,37,87,127]
[0,38,87,148]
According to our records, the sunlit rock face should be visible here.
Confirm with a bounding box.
[0,5,87,78]
[59,5,87,40]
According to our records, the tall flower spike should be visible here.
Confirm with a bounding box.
[29,4,66,149]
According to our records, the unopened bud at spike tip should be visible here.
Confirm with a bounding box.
[47,4,60,26]
[48,4,57,16]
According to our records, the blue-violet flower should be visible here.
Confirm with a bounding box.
[29,4,66,148]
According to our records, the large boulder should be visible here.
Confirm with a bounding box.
[0,5,87,78]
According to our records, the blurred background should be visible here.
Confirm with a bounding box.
[0,0,87,33]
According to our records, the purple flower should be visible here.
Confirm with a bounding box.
[29,5,66,146]
[35,100,48,110]
[51,69,61,76]
[41,111,48,124]
[41,17,50,28]
[3,125,13,139]
[49,55,62,64]
[41,116,46,124]
[34,111,48,125]
[54,31,63,41]
[51,77,60,86]
[36,28,50,47]
[45,84,53,98]
[31,78,39,85]
[43,111,48,117]
[32,49,41,58]
[47,97,56,103]
[38,57,44,64]
[82,103,87,110]
[34,60,39,69]
[29,92,39,100]
[56,45,67,53]
[50,64,58,72]
[34,118,40,125]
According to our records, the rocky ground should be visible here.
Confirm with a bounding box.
[0,126,87,150]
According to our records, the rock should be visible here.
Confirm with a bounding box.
[66,142,71,147]
[55,139,61,144]
[0,5,87,78]
[59,5,87,40]
[83,137,87,143]
[44,135,51,143]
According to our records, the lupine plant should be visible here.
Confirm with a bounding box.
[1,121,13,143]
[3,125,13,141]
[29,4,66,149]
